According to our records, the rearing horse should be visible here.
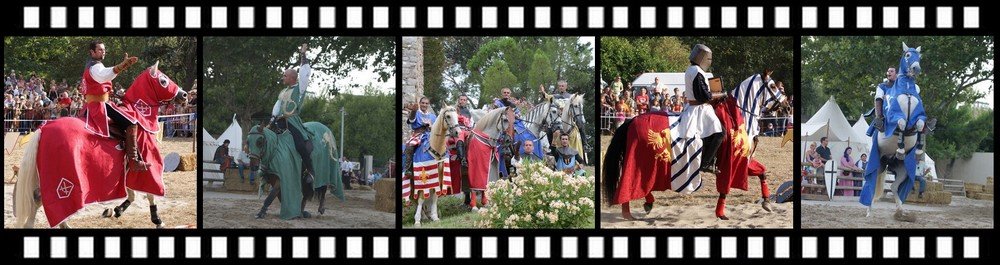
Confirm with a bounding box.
[247,122,344,220]
[13,62,188,228]
[859,43,932,221]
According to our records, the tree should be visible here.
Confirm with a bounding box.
[479,60,518,105]
[423,37,448,103]
[202,36,395,136]
[527,49,556,91]
[600,37,688,82]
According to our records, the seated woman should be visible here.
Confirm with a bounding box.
[803,142,824,174]
[836,147,864,196]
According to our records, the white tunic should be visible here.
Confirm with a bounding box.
[679,65,722,139]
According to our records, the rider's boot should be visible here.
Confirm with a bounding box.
[126,125,150,172]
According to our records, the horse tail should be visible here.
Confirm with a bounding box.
[602,119,633,205]
[13,130,42,227]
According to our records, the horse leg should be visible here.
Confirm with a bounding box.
[643,194,655,214]
[148,194,164,228]
[414,197,424,227]
[469,191,478,210]
[480,190,489,207]
[428,192,440,221]
[716,194,729,220]
[891,173,915,222]
[895,119,907,160]
[58,222,71,229]
[621,202,635,220]
[300,197,311,219]
[105,189,136,218]
[256,186,279,219]
[317,185,328,215]
[914,119,926,158]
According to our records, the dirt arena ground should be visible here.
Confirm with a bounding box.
[202,186,394,229]
[802,196,993,229]
[600,135,794,229]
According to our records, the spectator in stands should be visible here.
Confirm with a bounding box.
[804,142,823,173]
[764,123,775,137]
[854,153,867,186]
[816,137,832,165]
[635,87,649,114]
[837,147,863,196]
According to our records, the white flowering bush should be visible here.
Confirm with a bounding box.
[477,161,595,228]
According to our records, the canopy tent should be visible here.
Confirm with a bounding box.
[851,117,872,155]
[801,96,870,166]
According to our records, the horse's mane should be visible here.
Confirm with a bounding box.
[428,106,455,158]
[474,107,508,136]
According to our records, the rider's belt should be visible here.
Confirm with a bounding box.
[687,100,706,106]
[85,93,110,103]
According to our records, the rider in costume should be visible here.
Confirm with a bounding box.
[79,39,145,171]
[270,44,315,182]
[681,44,726,174]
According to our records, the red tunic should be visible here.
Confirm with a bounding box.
[80,61,138,137]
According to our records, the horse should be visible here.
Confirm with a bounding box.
[859,43,933,221]
[13,62,188,228]
[604,75,775,221]
[554,94,590,164]
[728,73,790,211]
[247,122,345,220]
[403,105,460,226]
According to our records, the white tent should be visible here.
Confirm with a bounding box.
[852,117,872,146]
[802,96,870,167]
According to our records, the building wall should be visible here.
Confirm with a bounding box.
[939,152,994,185]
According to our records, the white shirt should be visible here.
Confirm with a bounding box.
[89,62,119,83]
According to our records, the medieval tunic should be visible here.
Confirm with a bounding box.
[554,146,584,172]
[271,63,312,141]
[678,64,722,139]
[81,60,138,137]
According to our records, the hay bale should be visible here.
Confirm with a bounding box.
[906,191,952,205]
[970,193,993,201]
[985,185,994,195]
[965,183,984,193]
[988,176,994,185]
[222,169,259,192]
[374,178,396,213]
[177,153,197,171]
[914,181,944,193]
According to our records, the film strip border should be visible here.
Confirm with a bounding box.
[12,233,991,261]
[11,4,987,32]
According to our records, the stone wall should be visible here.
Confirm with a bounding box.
[401,37,423,142]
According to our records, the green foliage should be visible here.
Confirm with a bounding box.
[4,36,197,91]
[480,60,518,105]
[600,36,688,81]
[299,88,396,165]
[202,36,395,138]
[677,36,795,94]
[423,37,448,104]
[801,36,994,160]
[527,49,556,95]
[477,162,595,228]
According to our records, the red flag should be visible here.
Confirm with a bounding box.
[714,97,750,194]
[612,112,674,205]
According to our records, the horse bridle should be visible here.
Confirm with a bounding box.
[248,127,268,162]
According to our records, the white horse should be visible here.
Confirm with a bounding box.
[408,105,460,227]
[554,94,589,163]
[862,43,931,221]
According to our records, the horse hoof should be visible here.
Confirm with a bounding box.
[414,222,422,227]
[895,149,906,159]
[102,209,114,218]
[256,213,266,219]
[717,215,730,220]
[643,203,654,214]
[318,208,326,215]
[761,201,773,212]
[302,211,312,219]
[156,223,165,229]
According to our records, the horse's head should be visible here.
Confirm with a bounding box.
[247,125,275,165]
[437,104,460,138]
[567,94,587,127]
[545,100,563,131]
[900,42,923,78]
